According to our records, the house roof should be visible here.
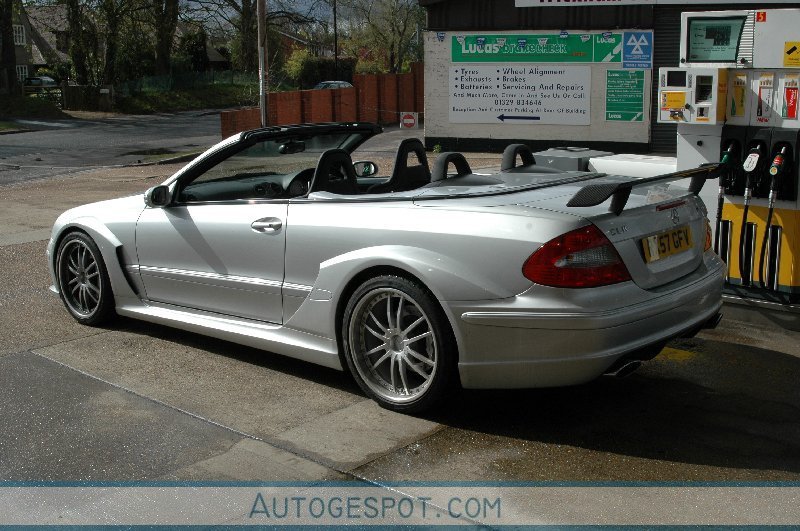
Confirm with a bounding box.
[25,5,70,64]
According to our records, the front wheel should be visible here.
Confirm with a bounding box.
[55,231,116,326]
[342,275,456,413]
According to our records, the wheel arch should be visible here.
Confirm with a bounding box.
[333,264,461,373]
[52,219,138,301]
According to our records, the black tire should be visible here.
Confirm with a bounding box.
[55,231,116,326]
[341,275,456,413]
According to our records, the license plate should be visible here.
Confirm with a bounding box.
[641,226,693,263]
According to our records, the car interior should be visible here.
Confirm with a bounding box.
[174,135,576,204]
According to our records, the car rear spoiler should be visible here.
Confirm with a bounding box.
[566,162,728,215]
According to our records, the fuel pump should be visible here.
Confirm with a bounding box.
[758,145,790,287]
[738,141,766,285]
[714,142,738,255]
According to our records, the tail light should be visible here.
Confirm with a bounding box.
[522,225,631,288]
[704,219,712,252]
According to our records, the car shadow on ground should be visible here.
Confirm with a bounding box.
[107,318,800,475]
[429,337,800,475]
[111,316,362,396]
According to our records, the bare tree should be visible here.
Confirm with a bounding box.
[97,0,148,83]
[65,0,91,83]
[152,0,179,75]
[183,0,318,72]
[338,0,422,73]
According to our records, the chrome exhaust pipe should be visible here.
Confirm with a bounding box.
[604,360,642,378]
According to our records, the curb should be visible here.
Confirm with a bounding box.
[0,128,31,136]
[123,152,203,168]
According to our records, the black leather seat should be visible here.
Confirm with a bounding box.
[368,138,431,193]
[308,149,359,195]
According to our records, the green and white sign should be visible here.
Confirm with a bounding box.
[452,33,622,63]
[605,70,645,121]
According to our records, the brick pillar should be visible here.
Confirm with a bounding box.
[411,62,424,114]
[354,74,379,123]
[335,87,358,122]
[398,73,415,115]
[379,73,399,124]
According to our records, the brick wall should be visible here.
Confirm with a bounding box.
[220,64,424,138]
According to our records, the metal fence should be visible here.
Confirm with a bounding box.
[117,71,258,97]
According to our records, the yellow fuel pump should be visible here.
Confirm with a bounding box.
[658,8,800,306]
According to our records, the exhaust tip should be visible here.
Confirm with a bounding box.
[604,360,642,378]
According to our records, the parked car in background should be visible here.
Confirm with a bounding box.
[47,122,726,413]
[24,76,58,90]
[312,81,353,90]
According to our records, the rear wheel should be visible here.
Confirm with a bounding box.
[55,232,115,326]
[342,275,456,413]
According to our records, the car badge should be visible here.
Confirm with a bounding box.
[671,208,680,225]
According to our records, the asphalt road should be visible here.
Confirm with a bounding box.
[0,111,221,185]
[1,116,799,524]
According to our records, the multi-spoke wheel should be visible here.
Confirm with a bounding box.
[342,275,456,412]
[55,232,115,326]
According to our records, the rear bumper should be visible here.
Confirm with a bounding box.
[447,254,724,389]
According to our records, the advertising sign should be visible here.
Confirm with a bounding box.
[451,34,621,63]
[449,65,591,125]
[606,70,645,121]
[622,31,653,69]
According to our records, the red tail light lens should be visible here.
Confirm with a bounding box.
[522,225,631,288]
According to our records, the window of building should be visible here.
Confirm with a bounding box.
[13,25,26,46]
[16,65,29,81]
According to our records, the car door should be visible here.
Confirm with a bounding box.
[136,202,286,323]
[135,139,289,324]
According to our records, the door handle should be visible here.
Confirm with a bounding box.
[251,217,282,232]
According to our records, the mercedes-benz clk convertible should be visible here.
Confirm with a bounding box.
[47,122,725,412]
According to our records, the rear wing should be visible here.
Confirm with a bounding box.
[566,162,727,215]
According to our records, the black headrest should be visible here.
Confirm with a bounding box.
[309,149,358,195]
[431,152,472,182]
[501,144,536,171]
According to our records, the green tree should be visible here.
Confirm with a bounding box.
[177,27,210,72]
[0,0,19,94]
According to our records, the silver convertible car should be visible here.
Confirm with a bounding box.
[48,122,725,412]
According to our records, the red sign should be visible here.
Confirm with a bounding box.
[786,87,798,119]
[401,113,417,129]
[756,11,767,22]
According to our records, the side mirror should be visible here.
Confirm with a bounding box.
[144,185,171,208]
[353,160,378,177]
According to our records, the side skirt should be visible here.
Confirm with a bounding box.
[116,300,343,370]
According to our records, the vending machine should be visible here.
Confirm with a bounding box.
[658,9,800,305]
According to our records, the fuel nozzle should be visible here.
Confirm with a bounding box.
[741,144,762,206]
[720,143,736,165]
[769,146,788,182]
